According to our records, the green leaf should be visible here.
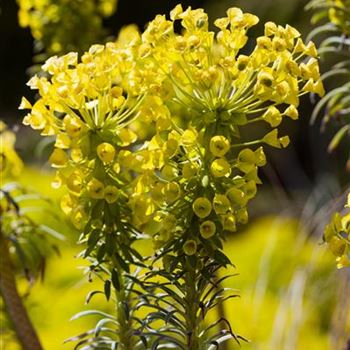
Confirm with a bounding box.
[115,252,130,273]
[70,310,115,321]
[128,246,144,262]
[111,268,120,291]
[87,229,100,247]
[105,233,116,256]
[214,250,231,267]
[85,290,103,304]
[104,280,111,301]
[328,124,350,152]
[96,243,106,262]
[38,225,65,240]
[91,201,105,219]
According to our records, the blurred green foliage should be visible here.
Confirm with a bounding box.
[2,168,348,349]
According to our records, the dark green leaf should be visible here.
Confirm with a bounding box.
[104,280,111,301]
[111,268,120,291]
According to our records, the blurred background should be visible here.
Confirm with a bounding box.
[1,0,349,349]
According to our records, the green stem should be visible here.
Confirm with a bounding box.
[215,275,228,350]
[0,231,43,350]
[184,259,201,350]
[114,265,133,350]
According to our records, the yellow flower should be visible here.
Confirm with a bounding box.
[67,172,83,193]
[117,128,138,146]
[324,204,350,269]
[193,197,212,218]
[263,129,290,148]
[70,206,88,230]
[236,208,249,224]
[18,96,32,110]
[262,106,282,127]
[71,148,84,163]
[183,240,197,255]
[210,158,231,177]
[236,149,256,173]
[181,129,198,146]
[0,123,23,178]
[130,195,155,225]
[55,133,71,149]
[336,255,350,269]
[200,220,216,239]
[209,135,230,157]
[17,0,118,55]
[242,180,257,199]
[87,178,105,199]
[213,194,231,215]
[22,112,46,130]
[104,185,119,203]
[284,105,299,120]
[182,162,198,179]
[226,187,247,206]
[328,237,347,256]
[161,164,178,180]
[221,214,236,232]
[163,182,181,203]
[97,143,116,163]
[49,148,68,167]
[254,147,267,167]
[60,193,76,215]
[63,115,84,138]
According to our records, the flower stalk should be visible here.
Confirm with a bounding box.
[184,260,201,350]
[114,264,133,350]
[0,231,43,350]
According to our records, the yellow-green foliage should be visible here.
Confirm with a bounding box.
[222,217,349,349]
[2,213,348,349]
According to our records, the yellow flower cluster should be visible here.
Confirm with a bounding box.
[324,194,350,268]
[128,125,267,255]
[20,37,147,231]
[0,121,23,179]
[126,5,324,256]
[17,0,118,54]
[141,5,324,129]
[21,5,324,260]
[327,0,350,34]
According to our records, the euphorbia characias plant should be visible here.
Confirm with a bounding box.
[20,4,324,349]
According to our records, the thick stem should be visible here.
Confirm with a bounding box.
[114,266,133,350]
[184,260,201,350]
[215,275,228,350]
[0,231,43,350]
